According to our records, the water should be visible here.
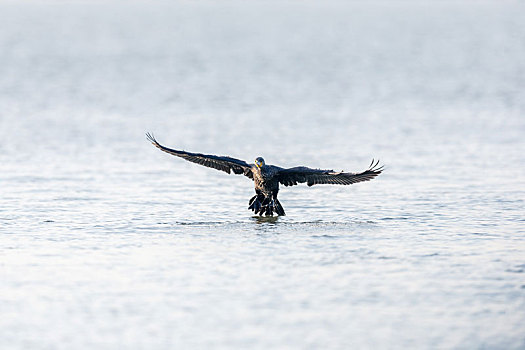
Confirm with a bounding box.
[1,1,525,349]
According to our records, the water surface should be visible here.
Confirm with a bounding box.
[1,1,524,349]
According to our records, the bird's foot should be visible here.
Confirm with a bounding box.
[248,196,280,216]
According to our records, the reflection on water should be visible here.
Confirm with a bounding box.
[1,1,524,350]
[252,216,280,225]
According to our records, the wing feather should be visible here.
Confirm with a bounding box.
[277,159,383,187]
[146,133,253,179]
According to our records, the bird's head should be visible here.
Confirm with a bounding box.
[255,157,265,168]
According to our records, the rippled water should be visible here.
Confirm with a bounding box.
[1,1,524,349]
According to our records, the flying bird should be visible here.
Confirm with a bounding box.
[146,133,383,216]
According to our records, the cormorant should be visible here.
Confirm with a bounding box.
[146,133,383,216]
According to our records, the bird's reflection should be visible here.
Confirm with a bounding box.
[252,216,280,225]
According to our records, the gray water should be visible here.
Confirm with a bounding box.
[1,1,525,349]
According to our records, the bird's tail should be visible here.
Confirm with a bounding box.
[248,195,285,216]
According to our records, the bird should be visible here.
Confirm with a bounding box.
[146,133,383,216]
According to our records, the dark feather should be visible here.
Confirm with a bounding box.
[146,133,253,179]
[276,159,384,187]
[254,201,261,214]
[275,199,286,216]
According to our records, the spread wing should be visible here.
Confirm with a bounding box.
[276,159,383,187]
[146,133,253,179]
